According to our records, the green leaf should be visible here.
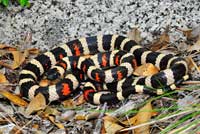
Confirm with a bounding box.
[26,1,30,7]
[19,0,29,7]
[2,0,8,6]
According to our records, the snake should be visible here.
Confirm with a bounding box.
[19,34,189,105]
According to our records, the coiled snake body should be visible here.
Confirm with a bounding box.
[19,35,189,104]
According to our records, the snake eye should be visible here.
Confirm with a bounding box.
[45,68,61,80]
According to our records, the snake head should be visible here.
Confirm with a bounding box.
[45,68,61,80]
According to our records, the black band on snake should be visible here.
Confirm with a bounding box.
[19,35,189,105]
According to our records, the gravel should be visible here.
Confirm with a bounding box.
[0,0,200,50]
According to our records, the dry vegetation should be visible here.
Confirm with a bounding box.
[0,26,200,133]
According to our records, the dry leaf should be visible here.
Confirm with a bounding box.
[48,115,65,129]
[25,93,46,115]
[74,94,86,105]
[75,115,86,120]
[103,116,126,126]
[134,63,159,76]
[0,50,27,69]
[0,50,8,57]
[186,57,200,72]
[188,36,200,52]
[103,116,125,134]
[179,27,200,40]
[44,106,60,116]
[0,73,8,83]
[180,28,193,39]
[0,44,38,69]
[0,118,8,124]
[28,48,40,54]
[104,120,124,134]
[0,90,28,107]
[123,102,153,134]
[62,99,76,108]
[85,112,100,120]
[150,31,169,51]
[0,45,27,70]
[0,61,12,69]
[11,50,27,69]
[32,124,39,129]
[127,27,142,44]
[0,124,16,134]
[0,44,17,51]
